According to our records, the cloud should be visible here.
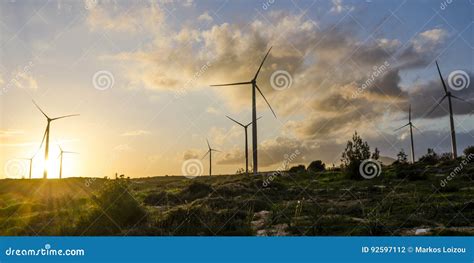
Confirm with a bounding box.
[97,6,468,152]
[412,28,448,53]
[121,130,151,137]
[183,149,200,160]
[86,2,165,33]
[0,130,25,138]
[330,0,354,13]
[206,106,221,115]
[198,12,213,22]
[113,144,132,152]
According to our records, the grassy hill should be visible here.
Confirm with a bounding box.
[0,160,473,236]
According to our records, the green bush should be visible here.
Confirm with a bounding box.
[394,163,427,180]
[307,160,325,174]
[288,165,305,174]
[464,146,474,157]
[77,179,147,235]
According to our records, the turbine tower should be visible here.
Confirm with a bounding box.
[202,139,220,176]
[226,115,261,176]
[57,145,78,179]
[18,157,34,179]
[211,47,276,175]
[395,105,419,163]
[427,61,472,159]
[33,100,79,179]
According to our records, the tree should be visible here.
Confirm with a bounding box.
[418,148,438,164]
[307,160,325,174]
[371,147,380,160]
[464,146,474,157]
[397,149,408,164]
[341,131,373,179]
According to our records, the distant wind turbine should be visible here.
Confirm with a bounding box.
[211,47,277,175]
[426,61,473,159]
[57,145,78,179]
[395,105,420,163]
[18,156,34,179]
[226,115,261,176]
[33,100,79,179]
[202,139,220,176]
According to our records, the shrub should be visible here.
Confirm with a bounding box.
[77,179,147,235]
[396,149,408,164]
[463,146,474,157]
[394,163,427,180]
[418,148,438,164]
[341,131,379,180]
[307,160,325,174]
[288,165,305,173]
[179,181,213,201]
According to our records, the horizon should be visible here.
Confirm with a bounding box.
[1,0,474,179]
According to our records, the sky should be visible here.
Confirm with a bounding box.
[0,0,473,179]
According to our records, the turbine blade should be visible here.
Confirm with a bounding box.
[226,116,245,127]
[409,105,411,122]
[412,124,422,133]
[51,114,80,121]
[394,123,410,132]
[64,151,79,154]
[425,95,447,117]
[206,139,211,150]
[32,100,49,119]
[210,81,252,87]
[256,84,277,119]
[435,61,448,94]
[212,149,222,153]
[38,126,48,151]
[254,46,272,80]
[246,116,262,127]
[201,150,210,160]
[451,95,474,106]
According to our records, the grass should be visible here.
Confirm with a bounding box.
[0,161,473,236]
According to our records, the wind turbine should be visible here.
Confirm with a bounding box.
[18,156,34,179]
[427,61,472,159]
[226,115,261,176]
[57,145,78,179]
[33,100,79,179]
[202,139,220,176]
[211,47,277,175]
[395,105,419,163]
